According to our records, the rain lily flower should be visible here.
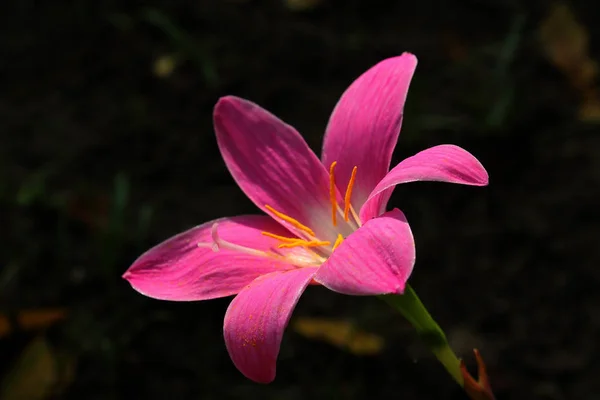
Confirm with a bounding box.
[123,53,488,383]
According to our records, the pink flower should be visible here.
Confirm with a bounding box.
[123,53,488,383]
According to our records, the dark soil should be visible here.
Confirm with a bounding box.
[1,1,599,399]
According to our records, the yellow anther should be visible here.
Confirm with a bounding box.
[329,161,338,226]
[277,239,331,249]
[344,166,358,222]
[265,205,315,237]
[261,231,301,243]
[333,233,344,250]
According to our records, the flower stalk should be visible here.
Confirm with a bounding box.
[381,285,463,384]
[381,285,496,399]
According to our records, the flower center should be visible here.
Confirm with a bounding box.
[261,161,360,252]
[199,162,360,267]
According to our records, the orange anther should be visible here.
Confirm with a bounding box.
[261,231,301,243]
[277,239,331,249]
[344,166,358,221]
[333,233,344,250]
[265,205,315,237]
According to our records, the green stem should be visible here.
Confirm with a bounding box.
[380,284,464,386]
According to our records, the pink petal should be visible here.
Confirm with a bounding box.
[123,215,300,301]
[224,267,317,383]
[314,208,415,295]
[360,145,489,221]
[214,96,335,239]
[321,53,418,210]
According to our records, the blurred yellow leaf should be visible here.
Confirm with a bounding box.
[292,317,384,355]
[0,337,75,400]
[0,309,67,338]
[578,91,600,122]
[539,3,591,84]
[153,54,178,78]
[539,2,600,122]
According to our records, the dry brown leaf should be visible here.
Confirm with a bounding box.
[292,317,384,355]
[0,336,75,400]
[0,309,67,338]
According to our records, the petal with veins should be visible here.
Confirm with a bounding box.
[123,215,302,301]
[224,267,317,383]
[315,209,415,295]
[321,53,418,210]
[214,96,337,240]
[360,145,489,221]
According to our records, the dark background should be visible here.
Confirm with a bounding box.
[1,0,599,399]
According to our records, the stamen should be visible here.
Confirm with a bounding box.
[344,166,358,222]
[349,206,362,227]
[278,239,331,249]
[329,161,338,226]
[261,231,301,243]
[265,205,315,237]
[333,233,344,250]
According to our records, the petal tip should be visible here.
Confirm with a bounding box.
[380,52,418,73]
[481,170,490,186]
[400,52,418,64]
[246,371,275,384]
[121,264,151,293]
[122,260,143,282]
[214,95,242,114]
[473,163,490,186]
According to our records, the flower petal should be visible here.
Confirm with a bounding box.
[224,267,317,383]
[360,145,489,221]
[321,53,418,209]
[214,96,334,239]
[314,208,415,295]
[123,215,300,301]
